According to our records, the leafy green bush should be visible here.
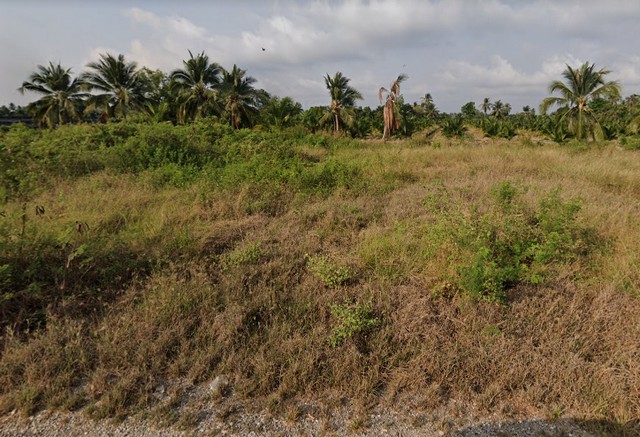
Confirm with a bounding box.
[143,164,202,189]
[0,124,111,201]
[306,254,353,288]
[329,302,379,347]
[110,123,214,171]
[455,182,596,302]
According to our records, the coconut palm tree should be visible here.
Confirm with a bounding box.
[170,51,222,124]
[491,100,509,119]
[219,64,266,129]
[18,62,89,128]
[321,72,363,134]
[378,74,408,140]
[540,62,621,141]
[81,53,145,119]
[481,97,491,115]
[420,93,437,118]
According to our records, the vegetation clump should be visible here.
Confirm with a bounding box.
[306,254,354,288]
[329,302,379,347]
[457,182,595,303]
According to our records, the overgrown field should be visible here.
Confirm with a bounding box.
[1,122,639,433]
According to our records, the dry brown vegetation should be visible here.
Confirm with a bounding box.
[1,125,639,434]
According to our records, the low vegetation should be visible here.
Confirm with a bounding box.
[1,121,639,434]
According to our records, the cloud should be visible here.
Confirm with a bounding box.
[119,8,212,71]
[428,54,601,110]
[438,54,584,94]
[118,2,472,70]
[36,1,640,112]
[612,56,640,89]
[125,7,207,39]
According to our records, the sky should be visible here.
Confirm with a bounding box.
[2,0,640,113]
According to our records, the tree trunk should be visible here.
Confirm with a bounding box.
[382,99,393,140]
[577,108,583,140]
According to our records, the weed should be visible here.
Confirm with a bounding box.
[306,254,354,288]
[349,416,367,431]
[297,158,365,196]
[221,241,263,270]
[481,325,503,337]
[330,302,379,347]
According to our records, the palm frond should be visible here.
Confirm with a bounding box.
[378,87,388,105]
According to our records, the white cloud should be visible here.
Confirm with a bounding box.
[612,56,640,89]
[6,1,640,110]
[118,8,215,72]
[429,54,598,110]
[125,7,207,39]
[438,54,584,93]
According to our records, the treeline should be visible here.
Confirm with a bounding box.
[9,51,640,142]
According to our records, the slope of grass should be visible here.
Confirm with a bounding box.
[1,123,639,432]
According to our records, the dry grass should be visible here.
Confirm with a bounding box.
[1,132,639,432]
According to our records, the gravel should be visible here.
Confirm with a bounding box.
[0,379,600,436]
[0,408,599,437]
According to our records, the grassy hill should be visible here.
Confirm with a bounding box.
[1,122,639,433]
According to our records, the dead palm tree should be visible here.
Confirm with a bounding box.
[379,74,407,140]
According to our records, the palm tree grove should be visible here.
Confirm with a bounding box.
[1,49,640,436]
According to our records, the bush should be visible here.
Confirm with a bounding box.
[480,117,517,139]
[454,182,596,302]
[306,254,353,288]
[110,123,214,172]
[329,302,379,347]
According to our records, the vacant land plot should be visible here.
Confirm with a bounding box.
[1,124,638,435]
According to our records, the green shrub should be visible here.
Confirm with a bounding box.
[111,123,212,171]
[143,164,201,189]
[306,254,353,288]
[329,302,379,347]
[455,182,596,303]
